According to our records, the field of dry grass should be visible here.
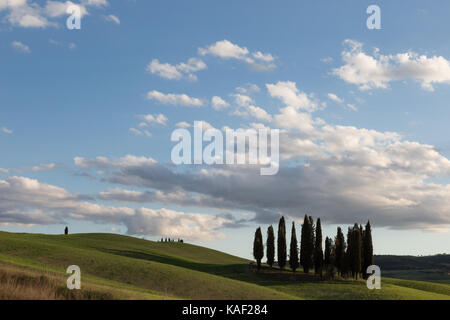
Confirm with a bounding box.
[0,264,115,300]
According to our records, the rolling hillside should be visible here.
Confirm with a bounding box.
[0,231,449,300]
[374,254,450,284]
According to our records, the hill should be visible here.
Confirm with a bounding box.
[374,254,450,284]
[0,231,449,300]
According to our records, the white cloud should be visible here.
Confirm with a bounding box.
[199,39,249,60]
[175,121,191,128]
[147,90,204,107]
[211,96,229,110]
[334,39,450,91]
[346,103,358,111]
[266,81,320,112]
[0,168,9,175]
[11,41,30,53]
[147,58,206,81]
[0,0,108,28]
[104,14,119,25]
[129,128,151,138]
[31,163,56,172]
[252,51,275,62]
[1,127,13,134]
[327,93,344,104]
[235,83,260,94]
[140,113,168,126]
[45,1,88,18]
[199,40,276,71]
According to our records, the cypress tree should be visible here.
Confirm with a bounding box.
[253,227,264,270]
[359,224,365,273]
[324,237,331,267]
[64,226,69,235]
[289,222,299,272]
[362,221,374,279]
[266,225,275,268]
[300,215,314,273]
[277,216,287,270]
[314,218,323,276]
[345,227,354,278]
[334,227,345,274]
[351,224,362,279]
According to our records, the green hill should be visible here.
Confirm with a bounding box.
[375,254,450,284]
[0,231,449,300]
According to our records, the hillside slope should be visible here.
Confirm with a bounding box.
[375,254,450,283]
[0,232,449,300]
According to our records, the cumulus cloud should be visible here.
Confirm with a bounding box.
[140,113,168,126]
[266,81,321,112]
[231,94,272,122]
[333,39,450,91]
[0,0,108,28]
[199,40,276,71]
[211,96,229,110]
[71,82,450,232]
[235,83,260,94]
[0,176,228,240]
[147,58,206,81]
[146,90,204,107]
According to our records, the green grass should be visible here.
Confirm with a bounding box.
[0,231,448,300]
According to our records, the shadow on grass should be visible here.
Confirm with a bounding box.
[99,248,336,287]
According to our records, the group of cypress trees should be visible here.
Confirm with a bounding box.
[252,216,373,280]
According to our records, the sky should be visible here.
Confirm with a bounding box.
[1,0,450,259]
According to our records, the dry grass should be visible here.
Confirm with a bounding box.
[0,265,113,300]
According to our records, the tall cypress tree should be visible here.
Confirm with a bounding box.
[253,227,264,270]
[324,237,331,267]
[266,225,275,268]
[362,221,374,279]
[351,224,362,279]
[289,222,299,272]
[300,215,314,273]
[334,227,345,274]
[314,218,324,276]
[277,216,287,270]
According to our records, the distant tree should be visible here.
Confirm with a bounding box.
[362,221,374,279]
[289,222,299,272]
[334,227,346,275]
[300,215,314,273]
[314,218,324,277]
[64,226,68,235]
[277,217,287,270]
[266,225,275,268]
[253,227,264,270]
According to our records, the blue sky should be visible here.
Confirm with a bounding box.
[1,0,450,259]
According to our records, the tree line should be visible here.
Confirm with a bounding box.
[253,215,373,280]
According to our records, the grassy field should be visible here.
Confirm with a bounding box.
[0,231,449,300]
